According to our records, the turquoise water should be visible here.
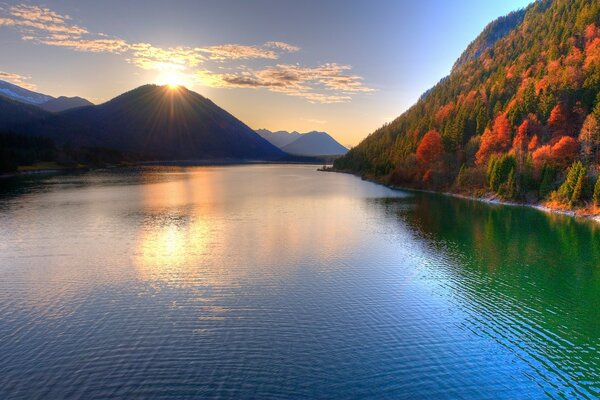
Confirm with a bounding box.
[0,165,599,399]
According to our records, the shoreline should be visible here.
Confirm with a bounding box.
[323,168,600,225]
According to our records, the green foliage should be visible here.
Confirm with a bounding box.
[593,176,600,206]
[557,161,588,207]
[539,164,557,199]
[505,167,517,200]
[487,154,516,195]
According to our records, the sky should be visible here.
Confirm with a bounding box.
[0,0,533,146]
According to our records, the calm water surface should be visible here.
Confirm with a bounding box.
[0,165,599,399]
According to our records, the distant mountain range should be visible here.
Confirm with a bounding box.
[0,80,93,112]
[4,84,284,161]
[256,129,348,157]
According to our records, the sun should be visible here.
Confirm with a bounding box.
[157,70,189,89]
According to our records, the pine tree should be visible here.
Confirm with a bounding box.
[594,177,600,206]
[570,173,585,207]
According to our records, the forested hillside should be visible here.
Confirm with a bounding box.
[335,0,600,210]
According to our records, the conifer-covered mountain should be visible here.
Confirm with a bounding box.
[20,85,285,161]
[0,95,51,131]
[335,0,600,210]
[257,129,348,156]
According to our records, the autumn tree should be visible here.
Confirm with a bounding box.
[547,103,572,140]
[579,114,600,163]
[475,113,512,165]
[551,136,580,168]
[416,130,444,166]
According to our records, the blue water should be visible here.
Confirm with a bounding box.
[0,165,599,399]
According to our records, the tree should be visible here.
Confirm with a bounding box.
[416,130,444,166]
[579,114,600,163]
[476,113,512,165]
[547,103,571,139]
[557,161,587,206]
[551,136,580,168]
[594,176,600,206]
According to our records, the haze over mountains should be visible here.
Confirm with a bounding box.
[257,129,348,157]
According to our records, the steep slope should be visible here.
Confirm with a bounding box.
[256,129,302,147]
[0,95,50,131]
[335,0,600,209]
[39,96,93,112]
[0,80,52,105]
[281,132,348,156]
[23,85,285,160]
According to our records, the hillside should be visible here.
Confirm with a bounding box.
[39,96,94,113]
[0,95,50,131]
[21,85,285,161]
[334,0,600,212]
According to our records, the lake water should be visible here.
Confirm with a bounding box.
[0,165,599,399]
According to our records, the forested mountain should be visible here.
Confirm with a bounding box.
[335,0,600,210]
[0,95,50,131]
[20,85,285,161]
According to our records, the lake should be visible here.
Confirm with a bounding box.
[0,164,599,399]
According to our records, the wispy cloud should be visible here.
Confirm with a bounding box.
[196,64,373,104]
[0,3,373,104]
[0,70,36,90]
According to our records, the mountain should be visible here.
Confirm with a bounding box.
[281,132,348,156]
[0,80,53,105]
[0,79,94,112]
[257,129,348,156]
[335,0,600,210]
[20,84,285,161]
[0,95,50,131]
[39,96,93,113]
[256,129,302,147]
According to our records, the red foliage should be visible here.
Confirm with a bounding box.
[475,113,512,165]
[416,130,444,166]
[551,136,579,167]
[532,145,553,168]
[532,136,579,168]
[547,103,572,139]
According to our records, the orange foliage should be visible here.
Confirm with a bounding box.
[434,103,454,124]
[528,135,540,152]
[584,38,600,70]
[475,113,512,165]
[547,103,571,138]
[416,130,444,166]
[532,136,579,168]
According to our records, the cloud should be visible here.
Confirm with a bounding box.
[0,4,372,104]
[0,70,36,90]
[265,41,301,53]
[195,64,373,103]
[0,4,87,36]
